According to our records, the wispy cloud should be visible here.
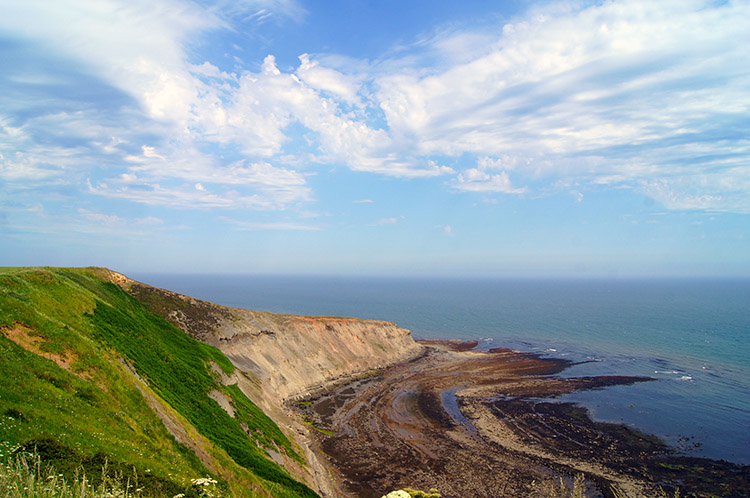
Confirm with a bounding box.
[0,0,320,211]
[87,179,299,210]
[371,0,750,210]
[451,157,526,194]
[2,205,168,241]
[1,0,748,216]
[78,209,163,227]
[369,216,402,226]
[220,217,321,231]
[216,0,307,24]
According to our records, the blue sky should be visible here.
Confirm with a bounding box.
[1,0,749,277]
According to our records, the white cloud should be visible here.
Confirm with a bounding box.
[0,153,65,182]
[78,209,122,226]
[451,157,526,194]
[90,157,312,210]
[0,0,322,209]
[372,0,750,210]
[220,217,321,231]
[137,216,164,225]
[76,209,162,229]
[176,53,439,178]
[370,216,402,226]
[640,170,750,214]
[297,54,362,106]
[1,0,218,123]
[5,207,167,240]
[3,0,749,214]
[0,112,120,184]
[101,140,313,208]
[477,157,506,170]
[216,0,307,24]
[141,146,165,160]
[453,169,526,194]
[88,180,270,210]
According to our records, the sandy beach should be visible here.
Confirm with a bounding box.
[295,342,749,498]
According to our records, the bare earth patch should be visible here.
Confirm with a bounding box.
[2,323,84,376]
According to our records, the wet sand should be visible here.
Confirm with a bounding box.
[295,343,749,498]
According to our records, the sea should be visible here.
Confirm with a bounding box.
[130,274,750,466]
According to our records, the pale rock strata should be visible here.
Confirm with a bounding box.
[110,273,424,497]
[212,310,423,402]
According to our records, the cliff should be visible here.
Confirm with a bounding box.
[117,270,424,496]
[0,267,422,498]
[122,272,424,402]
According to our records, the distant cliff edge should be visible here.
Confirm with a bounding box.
[113,270,424,403]
[109,269,423,496]
[0,267,425,498]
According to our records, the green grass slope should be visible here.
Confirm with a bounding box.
[0,267,317,498]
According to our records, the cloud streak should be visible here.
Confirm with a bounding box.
[1,0,748,216]
[371,0,750,209]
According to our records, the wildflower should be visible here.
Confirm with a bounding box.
[191,477,218,486]
[173,494,185,498]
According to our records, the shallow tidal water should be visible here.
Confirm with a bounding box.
[132,273,750,465]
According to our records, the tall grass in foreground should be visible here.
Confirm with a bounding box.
[4,452,683,498]
[0,453,221,498]
[1,453,132,498]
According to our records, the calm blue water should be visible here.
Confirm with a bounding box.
[131,274,750,465]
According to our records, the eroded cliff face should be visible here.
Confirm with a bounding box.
[107,270,423,497]
[117,271,424,402]
[213,311,422,401]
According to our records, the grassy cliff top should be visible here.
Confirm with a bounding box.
[0,267,317,498]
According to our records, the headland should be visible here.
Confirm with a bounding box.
[116,271,750,497]
[2,268,747,498]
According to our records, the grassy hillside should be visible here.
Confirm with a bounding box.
[0,267,317,498]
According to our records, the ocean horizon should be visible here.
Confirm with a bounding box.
[131,273,750,466]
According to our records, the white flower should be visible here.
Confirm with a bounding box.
[190,477,218,486]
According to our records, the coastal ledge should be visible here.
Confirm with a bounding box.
[295,343,750,498]
[121,277,425,402]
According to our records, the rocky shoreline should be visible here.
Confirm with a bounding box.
[294,342,749,498]
[115,274,749,497]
